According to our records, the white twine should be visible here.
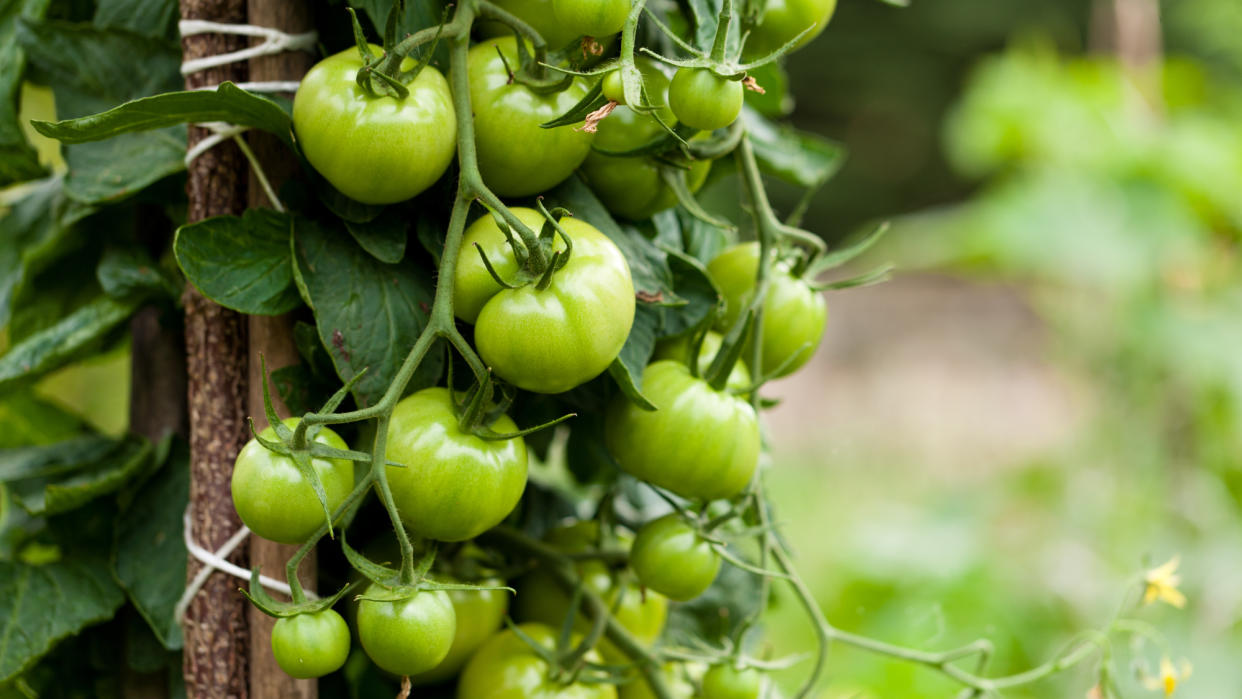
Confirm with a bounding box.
[174,509,319,625]
[179,19,317,75]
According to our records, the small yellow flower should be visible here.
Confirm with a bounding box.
[1143,556,1187,608]
[1142,656,1192,696]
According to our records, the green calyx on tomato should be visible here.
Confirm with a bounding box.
[270,608,351,679]
[707,242,827,379]
[743,0,838,60]
[385,387,528,542]
[231,418,354,545]
[515,521,668,662]
[468,37,594,197]
[701,664,763,699]
[630,514,721,601]
[580,59,713,220]
[457,623,618,698]
[606,360,760,501]
[553,0,630,38]
[356,584,457,676]
[453,207,637,394]
[292,45,456,204]
[668,68,744,132]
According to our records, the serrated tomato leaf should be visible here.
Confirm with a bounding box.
[174,209,301,316]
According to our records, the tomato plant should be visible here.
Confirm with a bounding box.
[292,45,456,204]
[468,36,595,197]
[230,418,354,545]
[356,585,457,676]
[606,360,761,501]
[630,514,721,601]
[270,609,351,679]
[6,0,1187,695]
[708,242,828,378]
[385,387,528,542]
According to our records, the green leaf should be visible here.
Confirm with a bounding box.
[657,247,720,339]
[607,305,658,410]
[344,208,408,264]
[113,439,187,650]
[0,294,140,392]
[0,390,85,449]
[93,0,176,40]
[61,128,186,204]
[0,435,115,482]
[685,0,724,53]
[292,217,441,408]
[174,209,301,316]
[0,0,53,187]
[16,20,180,120]
[0,178,93,328]
[744,107,846,189]
[0,555,125,683]
[6,435,153,516]
[96,245,176,299]
[32,83,292,147]
[546,176,676,302]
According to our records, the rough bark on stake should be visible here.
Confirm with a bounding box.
[243,1,315,695]
[180,0,252,692]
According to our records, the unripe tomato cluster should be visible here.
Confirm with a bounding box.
[237,0,839,693]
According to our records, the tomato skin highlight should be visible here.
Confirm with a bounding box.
[606,361,760,501]
[743,0,838,59]
[458,210,636,394]
[292,45,456,204]
[457,623,618,698]
[230,418,354,545]
[468,37,595,197]
[630,514,721,601]
[385,387,528,542]
[410,578,509,685]
[668,68,744,132]
[356,585,457,677]
[270,609,351,679]
[708,242,827,378]
[514,521,668,662]
[554,0,630,38]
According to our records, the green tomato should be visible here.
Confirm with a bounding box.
[602,70,627,103]
[515,522,667,662]
[356,585,456,676]
[410,577,509,685]
[580,60,711,220]
[270,609,351,679]
[701,664,763,699]
[707,242,827,378]
[630,514,720,601]
[469,37,594,196]
[477,0,582,49]
[668,68,743,131]
[386,387,528,542]
[461,210,636,394]
[606,361,759,501]
[458,623,617,698]
[292,45,456,204]
[230,418,354,545]
[553,0,629,38]
[653,330,750,391]
[743,0,838,59]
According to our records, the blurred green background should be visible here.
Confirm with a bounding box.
[14,0,1242,695]
[752,0,1242,695]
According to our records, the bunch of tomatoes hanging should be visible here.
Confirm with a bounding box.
[227,0,849,695]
